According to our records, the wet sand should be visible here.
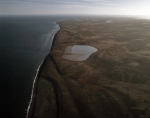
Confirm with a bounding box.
[31,18,150,118]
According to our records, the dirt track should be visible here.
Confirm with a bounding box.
[32,18,150,118]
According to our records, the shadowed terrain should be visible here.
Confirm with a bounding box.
[32,18,150,118]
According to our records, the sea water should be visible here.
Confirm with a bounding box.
[0,15,107,118]
[0,15,62,118]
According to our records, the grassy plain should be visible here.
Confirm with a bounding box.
[33,17,150,118]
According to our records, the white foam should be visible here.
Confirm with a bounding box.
[25,22,60,118]
[25,61,43,118]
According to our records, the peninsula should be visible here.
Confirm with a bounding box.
[32,17,150,118]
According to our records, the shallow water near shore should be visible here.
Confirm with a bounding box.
[0,15,102,118]
[0,15,62,118]
[1,15,144,118]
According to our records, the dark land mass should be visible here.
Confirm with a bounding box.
[31,18,150,118]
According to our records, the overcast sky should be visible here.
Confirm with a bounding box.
[0,0,150,16]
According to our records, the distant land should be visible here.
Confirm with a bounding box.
[30,17,150,118]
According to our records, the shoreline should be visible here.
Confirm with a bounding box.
[26,22,60,118]
[30,18,150,118]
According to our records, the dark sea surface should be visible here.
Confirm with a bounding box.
[0,15,67,118]
[0,15,110,118]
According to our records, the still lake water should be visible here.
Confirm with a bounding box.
[62,45,97,61]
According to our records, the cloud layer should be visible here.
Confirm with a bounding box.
[0,0,150,15]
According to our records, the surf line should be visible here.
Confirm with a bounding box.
[25,61,43,118]
[25,22,60,118]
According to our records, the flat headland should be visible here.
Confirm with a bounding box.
[32,17,150,118]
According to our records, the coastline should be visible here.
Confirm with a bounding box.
[26,22,60,118]
[30,18,150,118]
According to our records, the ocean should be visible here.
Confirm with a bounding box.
[0,15,65,118]
[0,15,107,118]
